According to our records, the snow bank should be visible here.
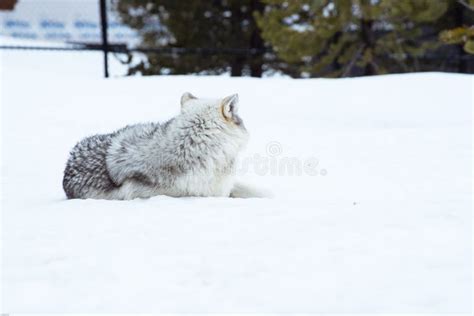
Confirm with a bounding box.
[1,50,472,312]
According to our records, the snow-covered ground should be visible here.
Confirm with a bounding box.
[0,49,472,313]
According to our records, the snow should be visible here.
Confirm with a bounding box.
[0,0,138,45]
[1,49,472,313]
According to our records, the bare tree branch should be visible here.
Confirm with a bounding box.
[457,0,474,11]
[342,44,365,77]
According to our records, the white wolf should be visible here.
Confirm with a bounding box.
[63,92,263,200]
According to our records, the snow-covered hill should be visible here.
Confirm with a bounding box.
[1,50,472,312]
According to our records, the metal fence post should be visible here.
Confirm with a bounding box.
[99,0,109,78]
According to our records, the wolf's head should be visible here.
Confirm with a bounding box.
[180,92,248,138]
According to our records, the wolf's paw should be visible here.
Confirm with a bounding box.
[230,182,273,198]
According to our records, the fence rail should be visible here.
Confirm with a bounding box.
[0,44,269,55]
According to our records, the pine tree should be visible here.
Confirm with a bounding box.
[440,0,474,54]
[256,0,451,77]
[114,0,267,77]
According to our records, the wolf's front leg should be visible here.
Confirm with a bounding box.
[230,182,271,198]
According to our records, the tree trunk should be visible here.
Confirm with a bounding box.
[231,57,244,76]
[0,0,17,10]
[250,62,263,77]
[360,19,376,75]
[249,0,265,77]
[454,3,467,73]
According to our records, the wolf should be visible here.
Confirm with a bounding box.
[63,92,262,200]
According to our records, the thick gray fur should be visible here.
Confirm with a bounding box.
[63,92,259,200]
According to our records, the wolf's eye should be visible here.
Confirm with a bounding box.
[233,115,243,126]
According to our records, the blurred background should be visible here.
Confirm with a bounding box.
[1,0,473,78]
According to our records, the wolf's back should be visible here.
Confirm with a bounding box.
[63,133,117,199]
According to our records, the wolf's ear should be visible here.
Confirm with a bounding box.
[221,93,239,120]
[180,92,197,106]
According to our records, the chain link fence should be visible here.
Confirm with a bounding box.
[0,0,270,77]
